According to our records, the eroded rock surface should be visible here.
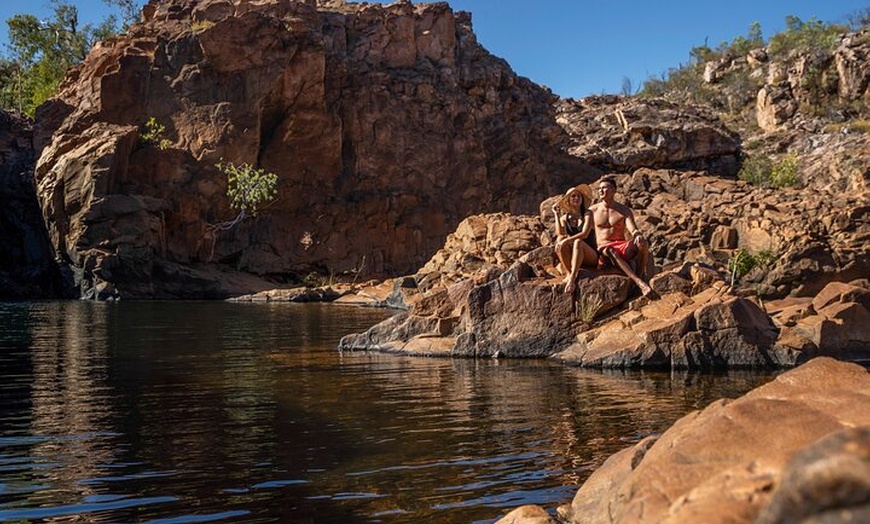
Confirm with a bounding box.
[554,282,786,369]
[34,0,596,298]
[557,357,870,524]
[554,95,741,175]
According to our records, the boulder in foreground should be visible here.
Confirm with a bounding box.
[556,357,870,523]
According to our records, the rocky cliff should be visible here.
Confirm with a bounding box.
[0,110,69,299]
[32,0,599,298]
[8,0,869,301]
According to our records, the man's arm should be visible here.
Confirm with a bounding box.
[624,208,645,241]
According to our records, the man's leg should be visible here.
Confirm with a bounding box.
[602,246,654,297]
[632,237,650,279]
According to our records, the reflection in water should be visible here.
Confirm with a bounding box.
[0,301,777,523]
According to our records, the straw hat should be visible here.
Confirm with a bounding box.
[558,184,593,213]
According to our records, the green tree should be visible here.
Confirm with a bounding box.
[212,161,279,231]
[768,16,846,57]
[206,161,279,262]
[1,0,142,115]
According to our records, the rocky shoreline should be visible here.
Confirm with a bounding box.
[0,1,868,522]
[495,357,870,524]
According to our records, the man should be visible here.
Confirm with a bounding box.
[589,176,654,297]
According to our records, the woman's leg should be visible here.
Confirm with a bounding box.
[555,239,571,277]
[579,241,598,268]
[565,240,595,293]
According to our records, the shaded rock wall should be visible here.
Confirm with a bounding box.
[33,0,596,298]
[0,110,69,299]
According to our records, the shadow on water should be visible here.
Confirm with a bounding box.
[0,301,778,523]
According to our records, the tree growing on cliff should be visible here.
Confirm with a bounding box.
[206,161,278,261]
[211,161,278,231]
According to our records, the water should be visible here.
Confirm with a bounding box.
[0,301,776,523]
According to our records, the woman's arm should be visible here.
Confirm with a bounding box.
[578,209,593,240]
[552,204,567,238]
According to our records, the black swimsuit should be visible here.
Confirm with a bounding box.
[564,214,596,250]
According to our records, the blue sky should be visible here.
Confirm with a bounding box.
[1,0,867,98]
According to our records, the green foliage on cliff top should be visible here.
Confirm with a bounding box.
[0,0,142,116]
[638,14,856,123]
[768,16,846,57]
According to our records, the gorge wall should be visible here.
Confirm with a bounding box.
[32,0,598,298]
[0,111,68,299]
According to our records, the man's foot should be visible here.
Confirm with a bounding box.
[639,282,658,299]
[564,277,576,294]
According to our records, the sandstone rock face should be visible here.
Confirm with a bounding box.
[554,95,741,175]
[554,280,788,369]
[835,28,870,101]
[756,82,798,131]
[617,169,869,299]
[559,357,870,524]
[0,110,68,299]
[339,260,635,359]
[773,281,870,362]
[34,0,595,298]
[415,212,548,291]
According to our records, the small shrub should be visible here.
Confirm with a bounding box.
[206,161,279,261]
[738,153,799,188]
[769,153,798,187]
[191,19,214,32]
[576,293,603,324]
[824,120,870,134]
[728,248,778,286]
[737,155,774,186]
[141,117,170,150]
[217,161,278,219]
[303,270,338,288]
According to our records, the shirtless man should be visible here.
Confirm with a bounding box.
[589,176,654,297]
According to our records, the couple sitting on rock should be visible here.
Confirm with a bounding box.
[551,176,654,297]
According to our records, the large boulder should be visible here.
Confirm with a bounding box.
[554,95,741,175]
[773,281,870,363]
[756,82,798,131]
[557,357,870,524]
[34,0,597,298]
[554,281,785,369]
[339,262,635,358]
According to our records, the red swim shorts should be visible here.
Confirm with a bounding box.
[598,240,632,268]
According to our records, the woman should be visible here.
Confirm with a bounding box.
[551,184,597,294]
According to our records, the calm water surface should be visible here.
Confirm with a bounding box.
[0,301,777,523]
